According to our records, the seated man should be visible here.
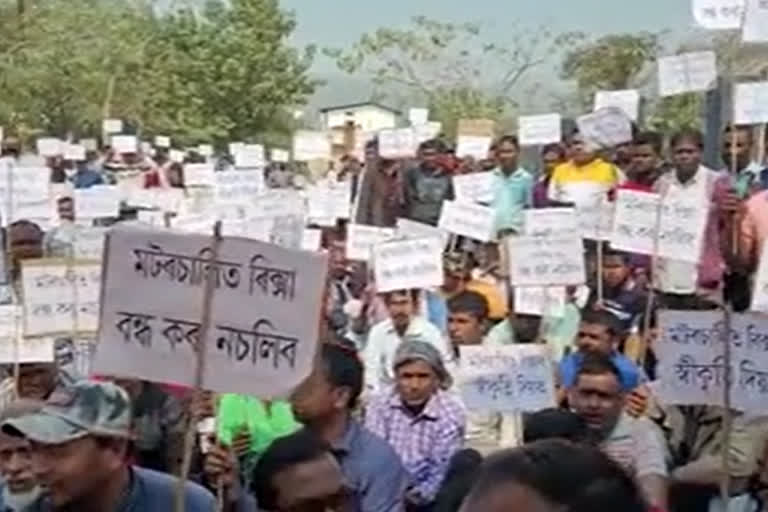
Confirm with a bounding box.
[569,353,667,510]
[559,308,642,392]
[0,400,45,512]
[2,381,216,511]
[365,341,466,510]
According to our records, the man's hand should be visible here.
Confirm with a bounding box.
[720,190,744,216]
[625,385,650,418]
[203,438,239,489]
[231,427,252,458]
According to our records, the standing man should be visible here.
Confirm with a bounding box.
[403,139,454,226]
[722,124,766,198]
[490,135,533,236]
[623,131,667,192]
[548,132,620,206]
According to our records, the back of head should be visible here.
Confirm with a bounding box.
[465,439,647,512]
[523,408,587,443]
[320,342,363,409]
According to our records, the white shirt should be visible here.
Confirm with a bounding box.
[362,316,454,393]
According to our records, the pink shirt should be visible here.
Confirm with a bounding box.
[740,190,768,266]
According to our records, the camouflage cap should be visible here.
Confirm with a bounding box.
[1,381,132,445]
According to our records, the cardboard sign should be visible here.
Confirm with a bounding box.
[63,144,86,161]
[455,135,492,159]
[610,189,661,255]
[270,149,290,163]
[154,136,171,148]
[743,0,768,41]
[293,131,331,161]
[594,90,640,122]
[408,108,429,126]
[74,185,120,219]
[184,163,216,187]
[693,0,745,29]
[577,107,633,148]
[346,224,395,261]
[658,51,718,97]
[507,235,586,286]
[523,208,577,237]
[36,138,62,157]
[395,218,449,248]
[734,81,768,124]
[518,114,562,146]
[234,144,265,169]
[438,200,495,242]
[372,237,444,293]
[102,119,123,134]
[457,119,496,138]
[378,128,417,159]
[111,135,138,154]
[453,172,494,204]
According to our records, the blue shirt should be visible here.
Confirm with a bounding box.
[491,167,533,233]
[559,352,641,391]
[330,420,408,512]
[71,167,105,189]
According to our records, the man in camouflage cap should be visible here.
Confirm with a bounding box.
[1,381,217,511]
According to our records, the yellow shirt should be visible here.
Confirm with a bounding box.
[547,158,619,204]
[466,280,507,321]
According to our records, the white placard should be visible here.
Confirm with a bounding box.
[73,227,108,260]
[234,144,265,168]
[0,164,52,224]
[21,259,101,337]
[271,149,290,163]
[523,208,577,237]
[513,286,566,318]
[74,185,120,219]
[63,144,86,161]
[154,136,171,148]
[658,51,718,97]
[93,226,329,396]
[413,122,442,144]
[408,108,429,126]
[378,128,417,159]
[575,197,615,241]
[395,218,449,248]
[610,189,661,255]
[594,90,640,122]
[438,200,495,242]
[346,224,395,261]
[169,149,185,163]
[81,139,98,152]
[743,0,768,41]
[455,135,492,160]
[111,135,138,154]
[372,237,444,293]
[293,131,331,161]
[0,306,54,363]
[172,214,215,235]
[214,171,264,205]
[301,229,322,252]
[330,181,352,220]
[458,344,556,413]
[518,114,562,146]
[184,163,216,187]
[657,186,709,263]
[693,0,745,29]
[453,172,494,204]
[197,144,214,157]
[576,107,633,148]
[36,138,62,157]
[734,82,768,124]
[251,190,306,220]
[507,235,586,286]
[102,119,123,134]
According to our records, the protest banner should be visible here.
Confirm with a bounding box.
[751,240,768,312]
[657,185,708,262]
[74,185,120,219]
[457,119,496,138]
[169,149,185,163]
[214,171,264,205]
[413,122,442,144]
[292,131,331,161]
[518,114,562,146]
[184,163,216,187]
[233,144,265,168]
[0,165,52,225]
[458,344,556,413]
[0,305,54,363]
[743,0,768,41]
[197,144,214,157]
[36,138,62,157]
[346,224,395,261]
[395,218,449,248]
[733,81,768,124]
[21,259,101,337]
[523,207,577,237]
[455,135,492,159]
[408,108,429,126]
[658,51,718,97]
[506,235,586,286]
[63,144,86,161]
[594,90,640,121]
[610,189,661,255]
[576,107,633,148]
[378,128,417,159]
[81,139,98,152]
[154,136,171,148]
[692,0,745,29]
[93,225,328,397]
[270,149,290,163]
[111,135,138,154]
[575,197,615,241]
[453,172,494,204]
[513,286,566,318]
[438,200,495,243]
[372,237,444,293]
[102,119,123,134]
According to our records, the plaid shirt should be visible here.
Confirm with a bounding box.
[364,388,465,505]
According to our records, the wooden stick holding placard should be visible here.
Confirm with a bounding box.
[5,160,20,398]
[174,221,223,512]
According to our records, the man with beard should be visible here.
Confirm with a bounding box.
[622,131,667,192]
[0,400,45,511]
[558,309,641,392]
[569,353,667,510]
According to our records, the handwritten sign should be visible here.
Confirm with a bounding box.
[21,259,101,337]
[293,131,331,161]
[184,163,216,187]
[458,344,555,412]
[594,90,640,122]
[36,138,62,157]
[408,108,429,126]
[234,144,265,169]
[657,309,768,413]
[378,128,417,159]
[413,122,442,144]
[154,136,170,148]
[63,144,86,161]
[657,186,708,263]
[751,240,768,312]
[507,235,585,286]
[197,144,214,157]
[575,198,615,241]
[734,82,768,124]
[523,208,577,237]
[395,218,449,248]
[0,306,53,363]
[453,172,494,204]
[693,0,745,29]
[301,229,322,252]
[214,171,264,205]
[81,139,98,152]
[743,0,768,41]
[102,119,123,134]
[514,286,566,318]
[74,185,120,219]
[111,135,138,154]
[93,226,329,396]
[576,107,633,148]
[372,237,443,293]
[438,200,495,242]
[72,227,107,260]
[658,51,718,97]
[610,189,661,255]
[457,119,496,138]
[346,224,395,261]
[0,164,52,224]
[518,114,562,146]
[270,149,290,163]
[455,135,492,159]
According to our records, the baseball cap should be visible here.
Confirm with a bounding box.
[2,381,132,444]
